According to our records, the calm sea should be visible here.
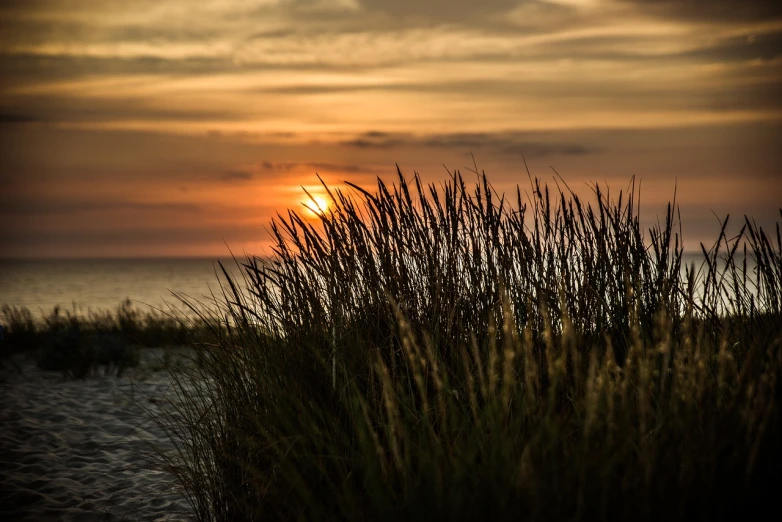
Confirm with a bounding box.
[0,253,756,320]
[0,258,244,318]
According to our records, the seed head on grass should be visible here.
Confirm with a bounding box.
[154,167,780,522]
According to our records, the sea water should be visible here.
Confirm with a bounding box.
[0,253,764,319]
[0,257,243,318]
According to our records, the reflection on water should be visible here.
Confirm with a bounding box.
[0,253,765,319]
[0,258,243,318]
[680,252,763,302]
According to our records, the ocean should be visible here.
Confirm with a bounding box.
[0,257,244,318]
[0,253,757,320]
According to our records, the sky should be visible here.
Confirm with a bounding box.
[0,0,780,258]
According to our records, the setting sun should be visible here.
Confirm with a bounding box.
[303,196,330,217]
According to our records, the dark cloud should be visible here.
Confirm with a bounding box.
[221,170,254,182]
[0,54,235,87]
[507,29,782,64]
[0,112,38,124]
[621,0,782,23]
[260,0,544,29]
[254,71,782,114]
[703,82,782,112]
[0,222,265,248]
[1,199,203,216]
[0,126,280,184]
[0,53,359,92]
[341,131,597,157]
[245,28,297,40]
[679,32,782,62]
[341,131,407,149]
[359,0,522,19]
[308,162,381,174]
[260,160,382,174]
[0,94,247,125]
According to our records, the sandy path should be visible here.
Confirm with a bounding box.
[0,349,193,521]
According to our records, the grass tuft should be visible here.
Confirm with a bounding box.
[1,299,211,377]
[156,169,781,521]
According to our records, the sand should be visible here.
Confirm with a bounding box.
[0,349,193,521]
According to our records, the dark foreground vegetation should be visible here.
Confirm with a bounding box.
[153,169,781,521]
[0,299,208,377]
[9,168,780,520]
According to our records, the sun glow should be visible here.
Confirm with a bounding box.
[303,195,330,217]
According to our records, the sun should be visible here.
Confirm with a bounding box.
[303,195,330,217]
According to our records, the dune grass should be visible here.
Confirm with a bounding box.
[155,168,780,521]
[0,299,209,377]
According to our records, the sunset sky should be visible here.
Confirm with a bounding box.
[0,0,780,257]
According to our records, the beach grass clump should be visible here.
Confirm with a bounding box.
[0,299,209,377]
[157,168,781,521]
[0,305,37,355]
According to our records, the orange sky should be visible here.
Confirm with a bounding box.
[0,0,780,257]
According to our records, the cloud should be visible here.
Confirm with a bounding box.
[221,169,254,182]
[341,131,407,149]
[0,112,38,123]
[260,160,383,174]
[1,94,249,125]
[679,32,782,62]
[0,222,266,248]
[357,0,522,21]
[0,54,238,86]
[0,0,780,258]
[340,131,597,157]
[1,199,204,216]
[619,0,782,23]
[308,161,382,174]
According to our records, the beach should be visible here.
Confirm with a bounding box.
[0,349,192,521]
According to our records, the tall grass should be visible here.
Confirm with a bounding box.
[157,169,781,521]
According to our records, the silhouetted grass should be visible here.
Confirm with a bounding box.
[0,299,212,377]
[156,168,781,521]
